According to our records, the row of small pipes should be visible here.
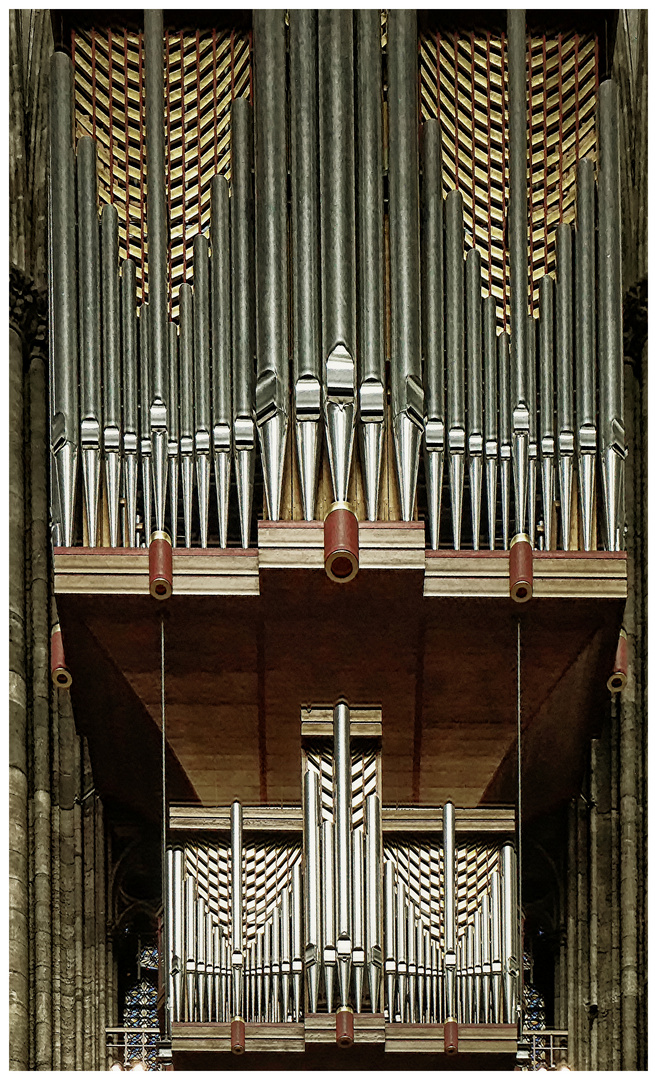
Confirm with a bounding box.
[49,11,624,552]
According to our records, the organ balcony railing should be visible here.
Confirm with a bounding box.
[165,703,520,1057]
[49,11,625,556]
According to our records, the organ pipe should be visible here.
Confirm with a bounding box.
[231,801,243,1021]
[421,120,445,551]
[445,191,466,549]
[466,248,483,549]
[210,174,232,548]
[178,284,194,548]
[100,203,122,548]
[575,156,597,551]
[167,322,179,547]
[538,275,555,550]
[483,296,498,550]
[139,304,152,543]
[121,259,138,548]
[192,233,211,547]
[76,136,101,548]
[555,223,574,550]
[334,703,353,1008]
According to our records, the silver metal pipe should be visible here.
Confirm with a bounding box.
[490,871,503,1024]
[396,880,408,1023]
[501,843,519,1025]
[407,905,417,1024]
[483,295,498,549]
[423,929,432,1024]
[597,79,625,551]
[185,874,197,1021]
[292,862,303,1022]
[527,314,538,547]
[263,918,272,1023]
[321,820,336,1014]
[555,223,574,549]
[170,847,184,1023]
[473,908,483,1025]
[144,9,168,533]
[365,793,382,1013]
[221,931,230,1022]
[101,203,122,547]
[139,305,152,544]
[466,247,483,549]
[575,157,597,550]
[507,9,530,536]
[498,332,512,549]
[446,191,466,549]
[256,928,264,1024]
[178,284,195,547]
[334,702,353,1007]
[280,887,291,1021]
[231,801,243,1020]
[253,9,289,521]
[466,923,475,1025]
[196,895,206,1022]
[49,50,79,548]
[230,97,255,548]
[319,10,357,504]
[192,233,211,547]
[167,321,179,547]
[210,174,231,548]
[481,891,491,1024]
[421,119,445,550]
[290,10,321,522]
[77,137,101,547]
[443,801,457,1021]
[121,260,139,547]
[213,924,221,1023]
[416,920,425,1023]
[352,827,365,1013]
[388,9,424,522]
[166,848,175,1026]
[384,861,396,1022]
[303,769,322,1014]
[271,902,281,1023]
[356,9,385,521]
[205,909,214,1023]
[538,275,555,550]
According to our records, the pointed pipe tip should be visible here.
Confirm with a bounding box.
[509,533,533,602]
[50,624,72,689]
[607,628,628,693]
[230,1017,245,1055]
[444,1018,459,1055]
[324,502,359,583]
[336,1006,354,1048]
[149,530,173,600]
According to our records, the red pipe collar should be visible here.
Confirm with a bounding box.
[607,628,628,693]
[509,533,533,602]
[50,624,72,689]
[336,1006,354,1047]
[149,531,173,600]
[324,502,359,583]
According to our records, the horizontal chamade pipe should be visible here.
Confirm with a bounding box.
[388,8,424,523]
[253,9,289,522]
[575,156,597,550]
[211,174,232,547]
[466,247,483,550]
[421,119,445,549]
[121,259,138,546]
[483,295,498,550]
[319,9,357,504]
[445,189,465,549]
[179,284,194,548]
[49,50,79,548]
[555,222,574,549]
[356,8,385,522]
[597,80,624,551]
[230,97,255,548]
[77,136,101,548]
[193,233,211,547]
[101,202,122,547]
[538,275,555,550]
[290,9,321,521]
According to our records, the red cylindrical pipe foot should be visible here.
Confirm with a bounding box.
[149,531,173,600]
[51,624,72,689]
[444,1018,458,1055]
[607,628,628,692]
[324,502,359,583]
[231,1018,245,1055]
[336,1007,354,1047]
[510,533,533,602]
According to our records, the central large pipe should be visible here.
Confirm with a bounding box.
[231,801,244,1023]
[334,702,353,1007]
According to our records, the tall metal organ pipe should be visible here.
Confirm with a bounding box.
[333,703,353,1008]
[597,80,625,552]
[168,321,179,547]
[356,9,385,523]
[483,295,498,550]
[575,157,597,551]
[192,233,211,547]
[319,10,357,504]
[538,275,555,550]
[139,304,152,543]
[445,191,466,549]
[76,136,101,548]
[555,223,574,550]
[231,801,244,1022]
[210,174,232,548]
[388,9,424,524]
[526,314,538,546]
[179,284,195,548]
[365,793,382,1013]
[121,259,138,547]
[253,9,289,522]
[144,9,169,533]
[100,203,122,548]
[466,248,483,549]
[507,8,530,538]
[290,10,322,523]
[230,98,255,549]
[498,332,512,549]
[303,768,322,1014]
[49,50,79,549]
[421,119,446,550]
[443,801,457,1023]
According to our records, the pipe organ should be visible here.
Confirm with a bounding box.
[166,703,519,1048]
[49,11,625,556]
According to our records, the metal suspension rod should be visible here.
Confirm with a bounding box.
[290,10,322,522]
[121,259,139,547]
[210,174,231,548]
[388,9,424,523]
[101,203,122,547]
[160,618,170,1036]
[77,136,101,547]
[253,9,289,522]
[144,9,169,532]
[192,233,211,547]
[421,119,445,550]
[355,9,385,522]
[597,79,625,551]
[507,9,530,536]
